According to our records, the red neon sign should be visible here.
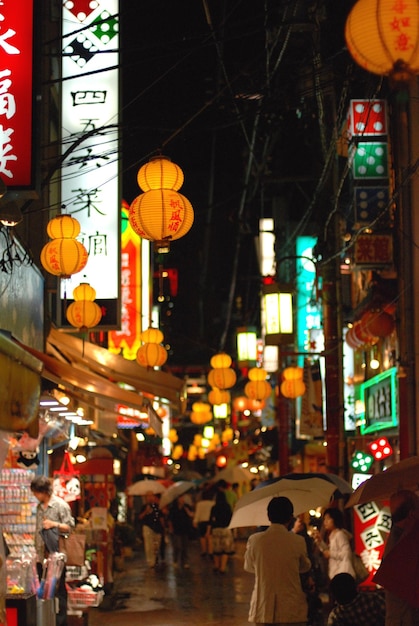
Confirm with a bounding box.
[0,1,34,186]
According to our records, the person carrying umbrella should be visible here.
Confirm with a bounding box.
[244,496,312,625]
[373,489,419,626]
[168,494,194,569]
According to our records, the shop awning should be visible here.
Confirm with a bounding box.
[46,327,186,412]
[0,330,42,433]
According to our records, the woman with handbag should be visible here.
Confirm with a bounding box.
[31,475,75,626]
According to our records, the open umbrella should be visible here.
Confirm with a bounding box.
[256,472,353,498]
[345,456,419,507]
[159,481,195,509]
[210,465,253,484]
[126,479,167,496]
[229,476,337,528]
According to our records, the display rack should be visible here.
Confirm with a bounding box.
[0,469,37,558]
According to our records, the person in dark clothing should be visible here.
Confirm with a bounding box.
[138,491,164,568]
[208,490,234,573]
[168,495,194,568]
[327,573,385,626]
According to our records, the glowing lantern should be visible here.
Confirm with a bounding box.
[345,0,419,81]
[40,238,88,278]
[280,379,306,399]
[41,215,88,279]
[136,343,168,368]
[283,366,304,381]
[207,367,237,390]
[221,428,234,443]
[172,445,183,460]
[210,352,232,369]
[137,155,184,191]
[248,367,268,381]
[352,319,376,346]
[46,214,81,239]
[66,282,102,330]
[245,380,271,401]
[208,388,231,405]
[141,327,164,344]
[247,398,266,411]
[361,309,395,338]
[137,326,167,368]
[66,300,102,330]
[216,454,227,468]
[233,396,248,412]
[168,428,178,443]
[190,401,212,425]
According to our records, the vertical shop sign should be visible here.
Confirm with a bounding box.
[0,0,34,186]
[108,201,144,359]
[353,501,392,585]
[61,0,120,327]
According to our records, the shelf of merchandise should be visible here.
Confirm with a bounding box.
[0,468,37,558]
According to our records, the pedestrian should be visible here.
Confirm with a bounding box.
[244,496,312,626]
[208,490,235,574]
[373,489,419,626]
[138,491,164,568]
[314,508,355,582]
[31,475,75,626]
[193,487,214,557]
[168,494,194,569]
[327,573,385,626]
[292,516,324,626]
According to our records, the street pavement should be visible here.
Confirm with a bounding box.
[88,536,256,626]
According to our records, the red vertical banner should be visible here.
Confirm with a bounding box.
[352,501,392,586]
[0,0,34,186]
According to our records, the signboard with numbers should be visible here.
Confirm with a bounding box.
[60,0,120,327]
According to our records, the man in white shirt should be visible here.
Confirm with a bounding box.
[244,496,311,626]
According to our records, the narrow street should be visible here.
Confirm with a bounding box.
[88,537,255,626]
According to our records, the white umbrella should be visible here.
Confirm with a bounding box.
[210,465,253,484]
[126,479,167,496]
[159,481,195,509]
[229,476,337,528]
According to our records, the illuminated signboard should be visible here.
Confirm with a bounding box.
[359,367,398,435]
[60,0,120,327]
[108,201,149,360]
[0,0,34,186]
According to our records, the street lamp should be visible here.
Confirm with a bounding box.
[262,283,294,345]
[236,326,258,368]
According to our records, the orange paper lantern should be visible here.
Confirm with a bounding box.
[207,367,237,390]
[345,0,419,80]
[210,352,233,369]
[245,380,271,401]
[41,238,88,278]
[136,343,168,368]
[141,328,164,344]
[283,366,304,381]
[46,214,81,239]
[280,379,306,399]
[208,388,231,405]
[248,367,267,381]
[137,156,184,192]
[129,189,194,249]
[66,300,102,330]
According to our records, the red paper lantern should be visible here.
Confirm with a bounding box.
[361,310,395,338]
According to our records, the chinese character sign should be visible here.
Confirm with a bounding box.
[353,502,391,585]
[61,0,120,323]
[0,0,34,186]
